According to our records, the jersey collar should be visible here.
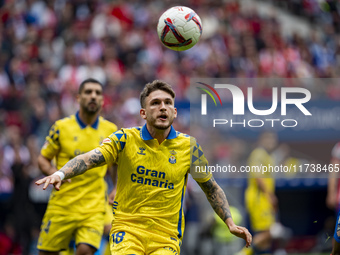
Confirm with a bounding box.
[141,124,177,140]
[75,111,99,129]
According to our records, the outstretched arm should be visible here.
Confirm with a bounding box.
[35,149,106,190]
[197,176,252,247]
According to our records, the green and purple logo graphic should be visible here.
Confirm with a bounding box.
[196,82,222,115]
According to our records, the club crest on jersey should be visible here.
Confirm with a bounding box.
[137,147,146,155]
[169,150,177,164]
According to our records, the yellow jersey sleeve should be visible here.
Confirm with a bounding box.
[97,129,127,165]
[190,137,212,183]
[41,123,60,160]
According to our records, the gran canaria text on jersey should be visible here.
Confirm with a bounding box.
[130,165,174,189]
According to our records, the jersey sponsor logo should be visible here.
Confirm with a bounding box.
[137,147,146,155]
[169,150,177,164]
[130,165,174,189]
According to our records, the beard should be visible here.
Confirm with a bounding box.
[153,122,172,130]
[150,116,174,130]
[83,103,100,115]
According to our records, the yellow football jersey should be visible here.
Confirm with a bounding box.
[247,147,275,193]
[41,112,117,214]
[245,147,276,231]
[97,125,211,240]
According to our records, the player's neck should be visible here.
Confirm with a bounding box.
[146,124,170,144]
[78,111,98,126]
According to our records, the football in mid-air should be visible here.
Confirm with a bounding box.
[157,6,202,51]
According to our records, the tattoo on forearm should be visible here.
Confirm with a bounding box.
[198,177,232,222]
[60,149,105,179]
[88,149,106,167]
[62,158,87,179]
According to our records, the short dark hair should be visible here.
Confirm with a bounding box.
[78,78,103,94]
[140,80,176,108]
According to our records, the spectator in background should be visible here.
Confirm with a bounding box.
[0,217,22,255]
[2,126,38,254]
[0,148,13,228]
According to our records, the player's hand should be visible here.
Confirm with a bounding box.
[108,187,117,204]
[229,224,252,248]
[35,175,62,191]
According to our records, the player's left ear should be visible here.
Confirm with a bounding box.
[140,108,147,120]
[174,107,177,119]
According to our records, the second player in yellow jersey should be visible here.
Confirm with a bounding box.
[37,79,117,255]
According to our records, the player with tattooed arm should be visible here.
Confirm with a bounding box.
[36,80,252,255]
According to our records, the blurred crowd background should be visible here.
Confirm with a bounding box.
[1,0,340,254]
